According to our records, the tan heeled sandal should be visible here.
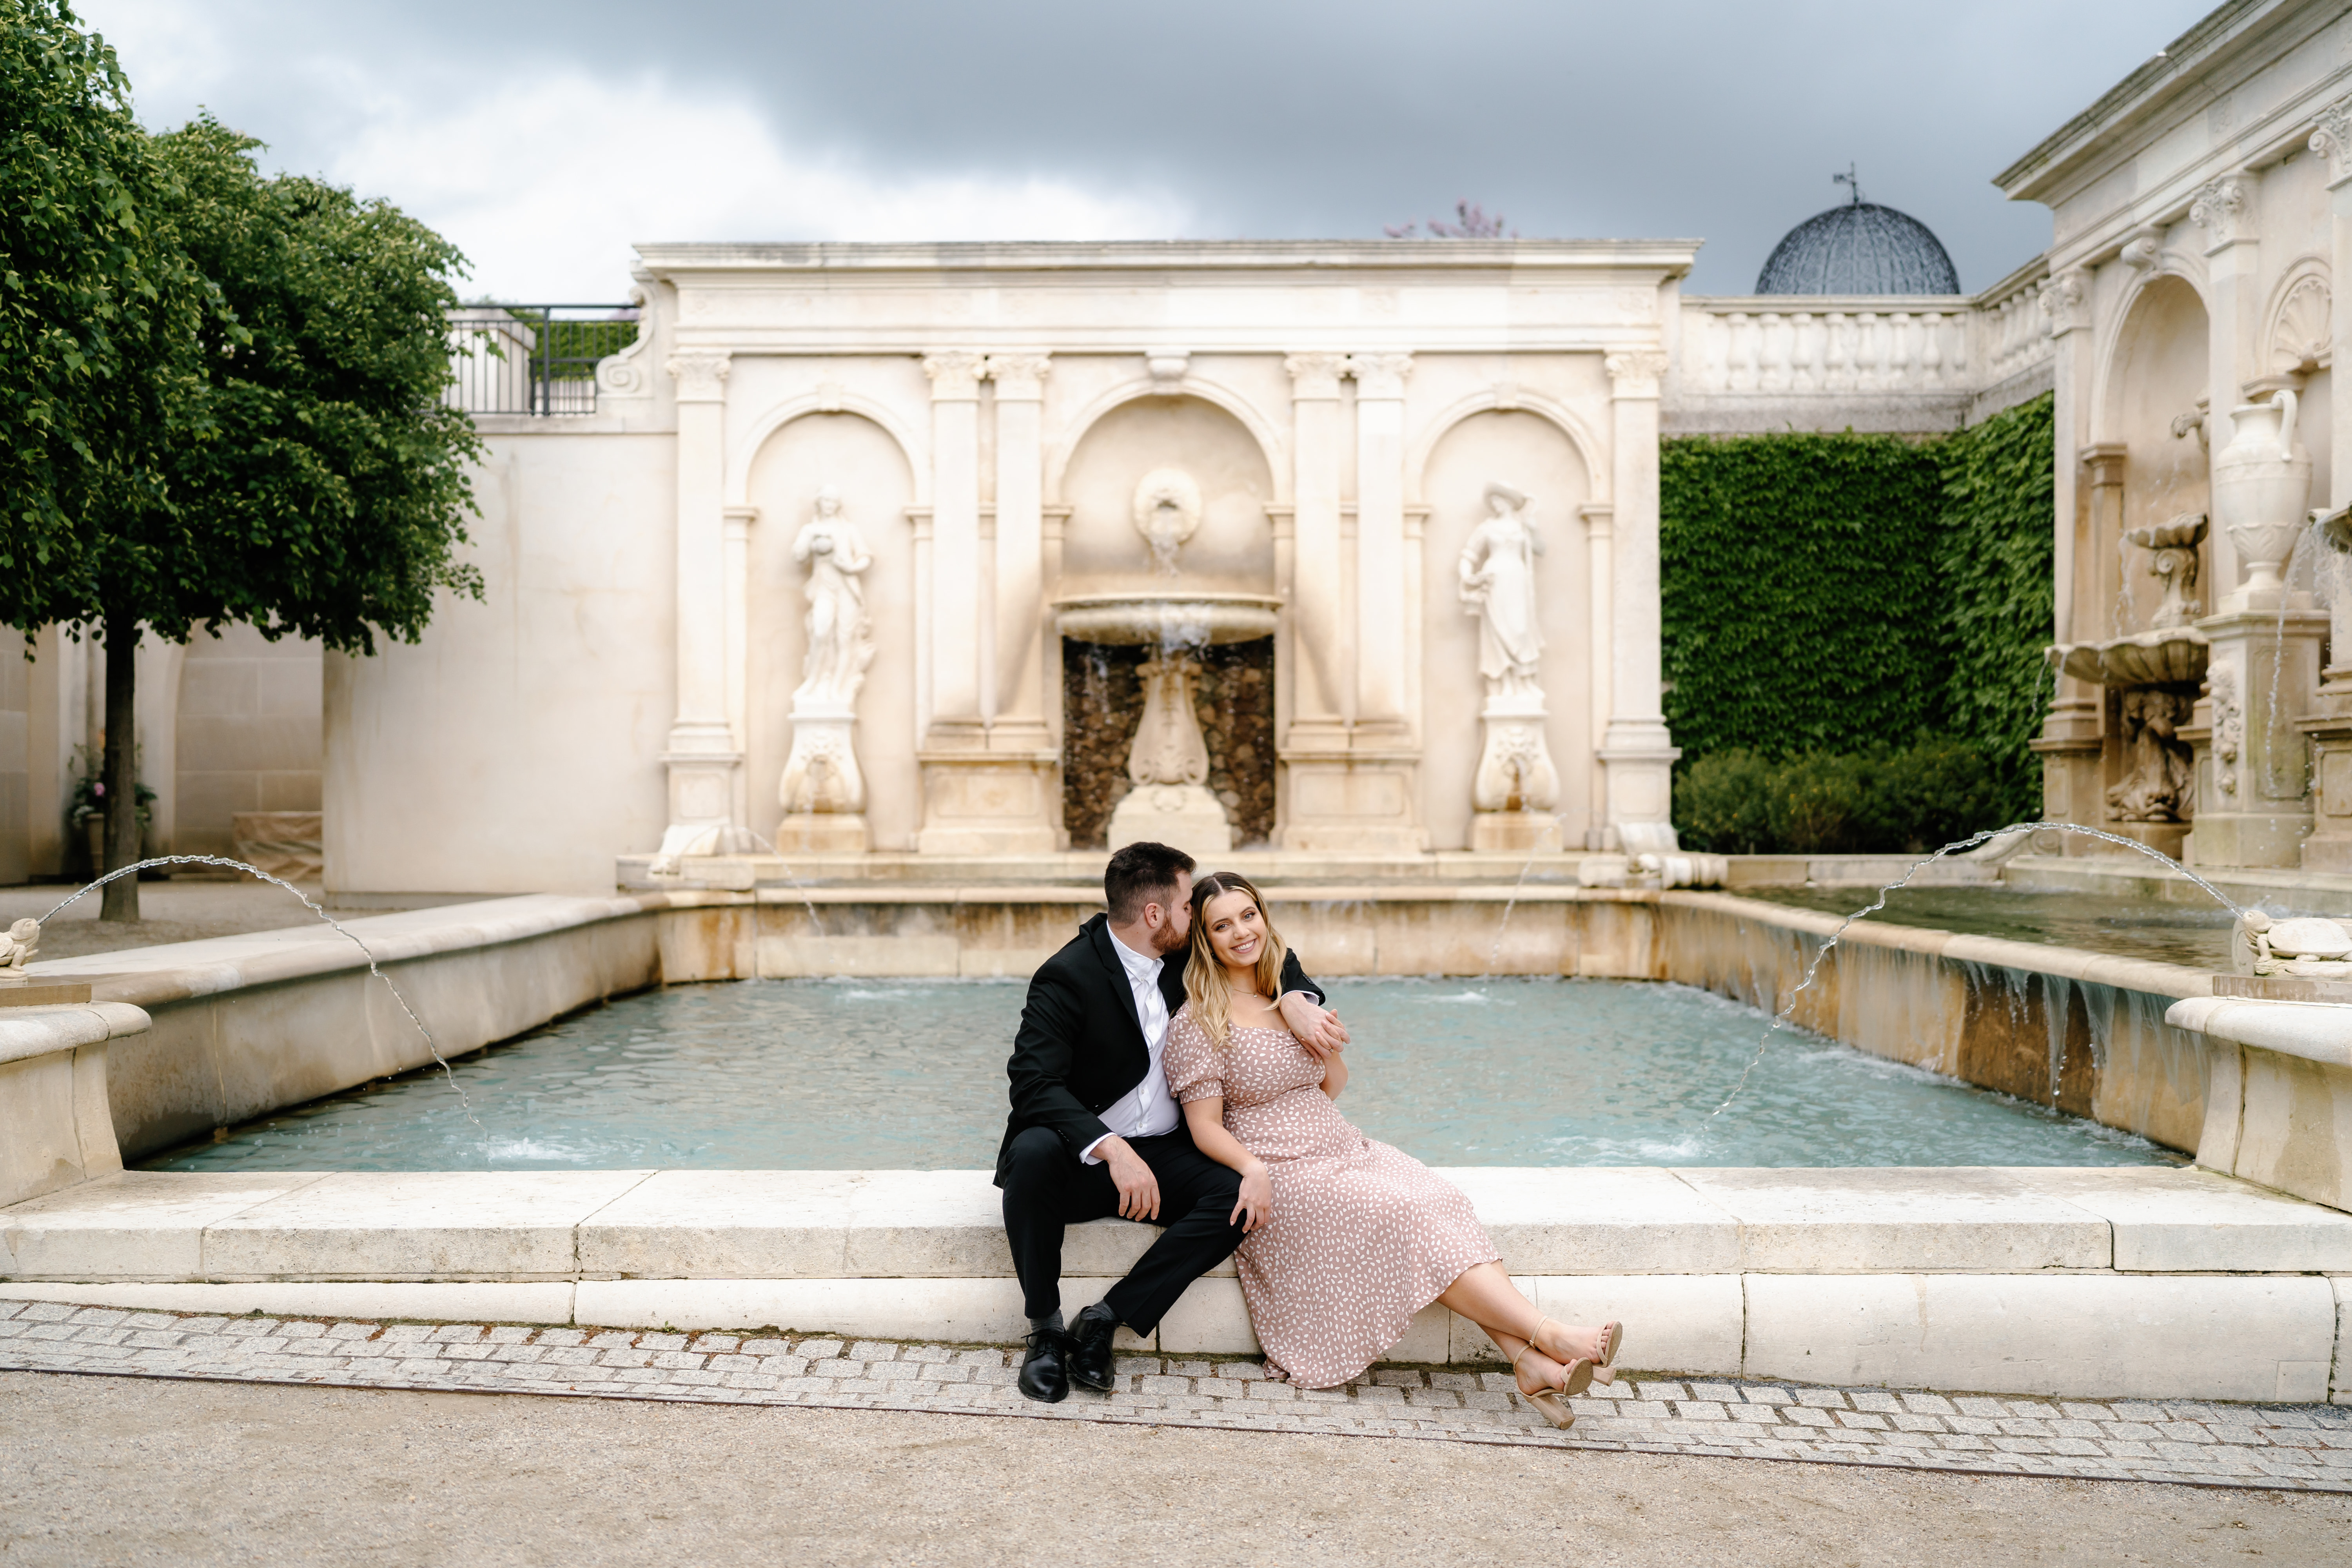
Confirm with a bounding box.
[1534,1316,1623,1387]
[1511,1343,1594,1430]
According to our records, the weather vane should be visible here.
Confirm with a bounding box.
[1833,163,1864,205]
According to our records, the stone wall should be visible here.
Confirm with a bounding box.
[1060,639,1275,850]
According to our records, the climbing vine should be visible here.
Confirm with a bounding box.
[1661,393,2055,851]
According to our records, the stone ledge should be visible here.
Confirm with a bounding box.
[8,1166,2348,1284]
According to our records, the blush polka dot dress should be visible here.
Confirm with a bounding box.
[1163,1002,1499,1389]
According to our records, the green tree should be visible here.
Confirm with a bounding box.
[2,1,201,917]
[5,20,483,919]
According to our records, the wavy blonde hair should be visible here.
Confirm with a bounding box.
[1183,871,1290,1053]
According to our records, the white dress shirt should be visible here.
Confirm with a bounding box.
[1079,929,1181,1165]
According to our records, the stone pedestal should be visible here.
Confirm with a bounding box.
[2296,671,2352,871]
[915,753,1060,855]
[1469,693,1563,855]
[1108,783,1232,860]
[2188,603,2325,868]
[1276,757,1428,853]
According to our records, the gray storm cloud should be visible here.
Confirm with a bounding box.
[85,0,2211,297]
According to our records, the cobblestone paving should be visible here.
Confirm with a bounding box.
[5,1298,2349,1492]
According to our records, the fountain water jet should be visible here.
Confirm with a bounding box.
[33,855,488,1145]
[1697,820,2244,1131]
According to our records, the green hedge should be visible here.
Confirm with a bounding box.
[1661,394,2054,853]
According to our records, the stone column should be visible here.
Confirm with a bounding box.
[1274,350,1424,851]
[2192,174,2261,596]
[914,349,1054,853]
[2037,436,2122,849]
[2301,103,2352,869]
[723,504,757,829]
[985,353,1053,751]
[654,349,742,860]
[1598,350,1679,843]
[1579,503,1615,849]
[1348,352,1413,735]
[921,350,986,742]
[1282,352,1349,747]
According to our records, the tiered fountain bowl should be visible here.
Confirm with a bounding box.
[2048,627,2209,689]
[1052,592,1283,648]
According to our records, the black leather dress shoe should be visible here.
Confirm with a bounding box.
[1067,1302,1120,1393]
[1017,1329,1069,1403]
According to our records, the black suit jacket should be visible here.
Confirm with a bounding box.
[995,913,1324,1185]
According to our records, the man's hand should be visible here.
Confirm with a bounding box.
[1277,991,1350,1062]
[1231,1163,1274,1232]
[1098,1136,1161,1222]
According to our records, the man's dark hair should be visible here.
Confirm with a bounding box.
[1105,841,1195,924]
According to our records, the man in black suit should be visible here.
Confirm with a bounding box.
[996,841,1346,1402]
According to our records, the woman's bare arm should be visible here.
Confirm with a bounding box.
[1319,1051,1348,1098]
[1180,1097,1274,1231]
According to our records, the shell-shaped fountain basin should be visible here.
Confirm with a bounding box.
[2046,628,2209,688]
[1053,592,1283,647]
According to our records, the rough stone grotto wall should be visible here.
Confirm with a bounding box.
[1061,639,1275,850]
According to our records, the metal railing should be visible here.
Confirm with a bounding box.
[444,303,641,416]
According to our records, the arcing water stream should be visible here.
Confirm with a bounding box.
[1696,819,2243,1133]
[36,855,485,1141]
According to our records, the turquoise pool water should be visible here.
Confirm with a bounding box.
[138,977,2181,1171]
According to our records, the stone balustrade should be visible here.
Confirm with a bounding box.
[1670,258,2055,435]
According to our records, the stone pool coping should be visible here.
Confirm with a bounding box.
[5,1164,2350,1405]
[10,1300,2348,1494]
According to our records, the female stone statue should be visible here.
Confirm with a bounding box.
[1457,481,1544,698]
[791,486,875,712]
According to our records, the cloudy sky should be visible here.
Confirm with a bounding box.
[83,0,2212,301]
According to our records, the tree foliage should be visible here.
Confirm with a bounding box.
[150,118,483,652]
[4,5,483,915]
[0,0,194,620]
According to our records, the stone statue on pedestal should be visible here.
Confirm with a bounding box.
[1459,483,1562,850]
[779,488,877,850]
[1459,481,1545,699]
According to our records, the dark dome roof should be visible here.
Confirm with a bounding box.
[1755,201,1959,295]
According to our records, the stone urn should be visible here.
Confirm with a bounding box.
[2211,389,2311,603]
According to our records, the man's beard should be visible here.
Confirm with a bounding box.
[1152,920,1190,956]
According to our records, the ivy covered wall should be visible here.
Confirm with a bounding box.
[1660,393,2055,850]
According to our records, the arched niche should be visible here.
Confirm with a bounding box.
[744,412,919,851]
[1417,410,1592,851]
[1056,394,1276,595]
[2101,274,2211,636]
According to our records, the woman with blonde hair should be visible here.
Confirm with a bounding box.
[1161,870,1624,1426]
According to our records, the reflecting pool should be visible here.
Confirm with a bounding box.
[140,977,2182,1171]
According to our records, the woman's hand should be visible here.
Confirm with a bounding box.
[1231,1162,1274,1232]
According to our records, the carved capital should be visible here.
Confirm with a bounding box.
[2039,268,2091,337]
[664,350,731,402]
[921,350,987,400]
[1346,352,1414,397]
[1602,348,1670,398]
[984,352,1051,400]
[2189,174,2255,253]
[2313,97,2352,190]
[1284,351,1347,399]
